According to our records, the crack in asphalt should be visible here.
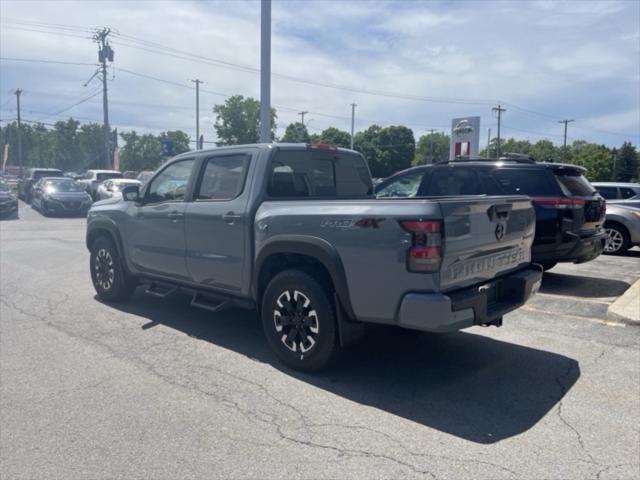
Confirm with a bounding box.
[554,362,602,468]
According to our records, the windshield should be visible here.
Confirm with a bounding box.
[555,172,596,196]
[97,172,123,181]
[0,181,10,192]
[45,180,85,193]
[34,170,62,180]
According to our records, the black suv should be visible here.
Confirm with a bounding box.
[18,168,64,203]
[375,156,607,270]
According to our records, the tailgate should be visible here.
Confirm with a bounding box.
[438,196,535,291]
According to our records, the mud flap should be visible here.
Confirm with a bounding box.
[334,293,365,347]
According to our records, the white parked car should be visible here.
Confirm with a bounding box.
[96,178,142,200]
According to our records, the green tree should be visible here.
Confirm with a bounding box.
[530,140,559,162]
[414,132,450,165]
[353,125,382,173]
[281,122,310,143]
[318,127,351,148]
[570,143,613,181]
[50,119,82,172]
[213,95,277,145]
[375,126,415,177]
[120,131,162,172]
[77,123,105,171]
[614,142,639,181]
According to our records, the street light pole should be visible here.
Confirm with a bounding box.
[260,0,271,143]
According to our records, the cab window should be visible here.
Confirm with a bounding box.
[195,154,249,200]
[145,159,195,204]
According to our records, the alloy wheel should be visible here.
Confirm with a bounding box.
[94,248,115,290]
[605,228,624,253]
[273,290,319,353]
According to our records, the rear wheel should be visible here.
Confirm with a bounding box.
[90,236,136,302]
[604,222,630,255]
[261,269,337,372]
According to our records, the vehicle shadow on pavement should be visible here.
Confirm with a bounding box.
[540,272,630,298]
[105,291,580,445]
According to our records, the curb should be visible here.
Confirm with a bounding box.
[607,279,640,326]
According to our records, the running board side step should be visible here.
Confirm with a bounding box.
[190,292,231,313]
[145,282,178,298]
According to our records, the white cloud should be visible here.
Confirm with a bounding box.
[0,0,638,147]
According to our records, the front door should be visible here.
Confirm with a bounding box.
[184,153,252,293]
[127,158,196,280]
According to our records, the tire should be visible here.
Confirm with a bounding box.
[540,262,557,271]
[604,222,630,255]
[261,269,337,372]
[90,236,136,302]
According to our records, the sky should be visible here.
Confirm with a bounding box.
[1,0,639,149]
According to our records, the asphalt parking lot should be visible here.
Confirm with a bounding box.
[1,202,639,480]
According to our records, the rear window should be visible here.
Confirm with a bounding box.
[621,187,639,199]
[491,169,557,196]
[554,172,596,196]
[595,186,618,199]
[426,168,481,195]
[97,172,123,181]
[268,150,372,198]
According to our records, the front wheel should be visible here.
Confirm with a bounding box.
[90,236,136,302]
[261,269,337,372]
[604,223,630,255]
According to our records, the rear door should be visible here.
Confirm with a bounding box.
[184,152,252,293]
[127,158,196,280]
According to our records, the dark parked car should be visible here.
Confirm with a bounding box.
[18,168,64,203]
[31,177,93,216]
[0,179,19,219]
[375,156,608,270]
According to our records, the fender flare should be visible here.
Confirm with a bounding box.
[254,235,356,320]
[86,216,127,265]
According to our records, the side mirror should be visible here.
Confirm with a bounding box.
[122,185,140,202]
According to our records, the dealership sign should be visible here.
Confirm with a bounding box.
[449,116,480,160]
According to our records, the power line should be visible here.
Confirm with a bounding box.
[0,56,97,66]
[35,90,101,122]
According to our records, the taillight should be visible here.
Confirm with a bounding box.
[400,220,442,273]
[532,197,586,209]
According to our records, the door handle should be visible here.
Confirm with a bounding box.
[168,211,184,222]
[222,212,242,224]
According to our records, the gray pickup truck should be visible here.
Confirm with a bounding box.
[86,143,542,371]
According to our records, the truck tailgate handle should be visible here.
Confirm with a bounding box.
[487,204,512,222]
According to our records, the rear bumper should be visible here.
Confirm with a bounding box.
[532,230,607,264]
[396,265,543,332]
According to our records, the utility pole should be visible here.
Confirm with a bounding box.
[298,111,308,126]
[191,79,203,149]
[13,89,23,176]
[260,0,271,143]
[93,28,114,168]
[558,119,574,161]
[350,103,357,150]
[487,128,491,158]
[492,104,506,157]
[427,128,436,164]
